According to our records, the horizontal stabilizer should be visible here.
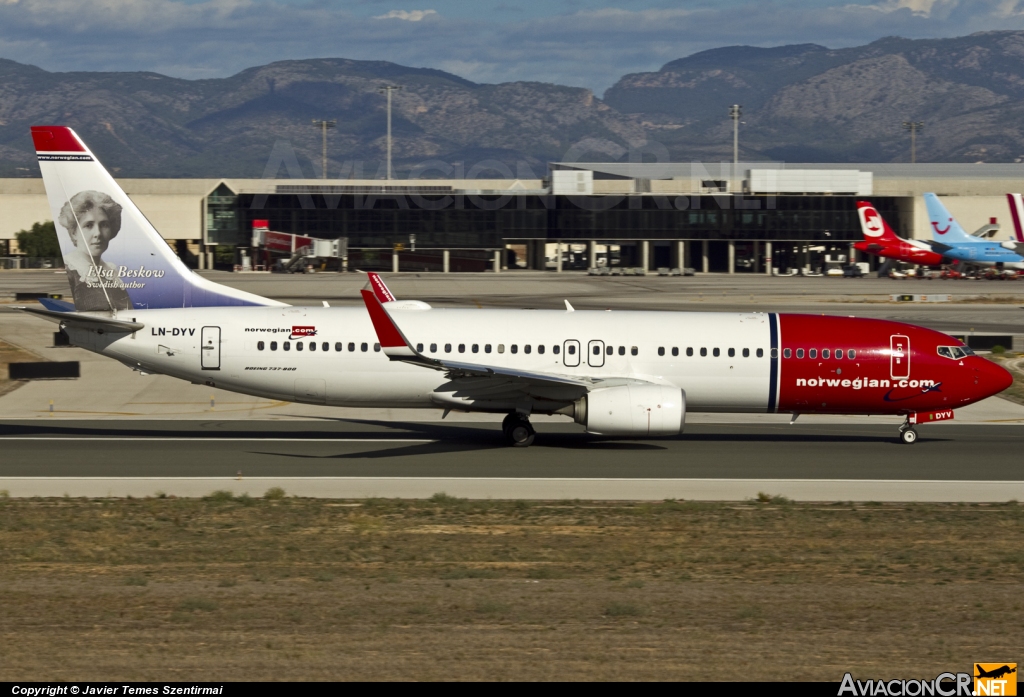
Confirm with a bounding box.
[12,306,143,332]
[38,297,76,312]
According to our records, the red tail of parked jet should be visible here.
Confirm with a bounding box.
[854,201,946,266]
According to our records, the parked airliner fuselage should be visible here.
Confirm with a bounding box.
[70,305,1010,417]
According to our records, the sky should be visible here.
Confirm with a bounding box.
[3,0,1024,94]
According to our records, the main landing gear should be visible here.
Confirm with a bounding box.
[502,413,535,447]
[898,421,918,445]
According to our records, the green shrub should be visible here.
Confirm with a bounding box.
[263,487,286,500]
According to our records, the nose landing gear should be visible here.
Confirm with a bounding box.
[898,421,918,444]
[502,413,535,447]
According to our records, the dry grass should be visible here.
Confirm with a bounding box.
[0,495,1021,681]
[0,338,42,397]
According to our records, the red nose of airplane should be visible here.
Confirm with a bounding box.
[972,358,1014,400]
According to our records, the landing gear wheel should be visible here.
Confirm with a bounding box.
[898,426,918,445]
[504,415,535,447]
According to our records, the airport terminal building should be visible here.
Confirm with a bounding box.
[1,162,1021,273]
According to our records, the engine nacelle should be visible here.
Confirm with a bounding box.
[574,385,685,436]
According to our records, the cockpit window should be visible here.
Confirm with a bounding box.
[938,345,973,360]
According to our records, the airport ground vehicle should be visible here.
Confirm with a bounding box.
[15,126,1013,446]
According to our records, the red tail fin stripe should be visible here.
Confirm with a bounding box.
[360,290,407,348]
[1007,194,1024,243]
[30,126,86,153]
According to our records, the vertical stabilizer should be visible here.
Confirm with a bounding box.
[31,126,283,311]
[856,201,900,242]
[923,193,974,244]
[1007,194,1024,243]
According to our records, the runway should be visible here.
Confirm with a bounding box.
[2,420,1022,501]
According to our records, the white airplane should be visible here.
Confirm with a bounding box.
[12,126,1012,446]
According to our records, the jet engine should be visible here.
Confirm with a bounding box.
[572,385,685,436]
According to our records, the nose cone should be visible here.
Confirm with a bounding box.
[974,358,1014,400]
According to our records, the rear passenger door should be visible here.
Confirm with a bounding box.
[588,340,605,368]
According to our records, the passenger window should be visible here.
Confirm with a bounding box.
[822,349,830,359]
[728,348,735,358]
[361,342,368,352]
[296,342,303,351]
[416,343,424,352]
[498,344,505,353]
[567,345,574,355]
[606,346,613,355]
[713,348,720,357]
[631,347,638,356]
[686,347,693,357]
[594,345,602,356]
[525,345,531,354]
[742,348,749,358]
[284,342,291,352]
[445,343,452,353]
[335,342,342,352]
[783,348,791,359]
[756,348,764,358]
[553,345,560,355]
[658,347,665,356]
[309,342,315,352]
[374,343,380,352]
[271,341,278,351]
[835,349,842,359]
[538,345,545,355]
[257,341,265,351]
[348,342,355,352]
[458,344,465,353]
[485,344,492,354]
[322,342,329,352]
[796,349,804,359]
[618,346,625,356]
[809,349,817,359]
[472,344,479,353]
[430,343,437,353]
[700,347,707,357]
[849,349,856,359]
[672,347,679,357]
[511,345,518,354]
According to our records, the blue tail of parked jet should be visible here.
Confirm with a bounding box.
[31,126,284,313]
[924,193,976,244]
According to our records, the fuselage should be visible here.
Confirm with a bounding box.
[64,306,1011,416]
[854,238,945,266]
[930,240,1024,268]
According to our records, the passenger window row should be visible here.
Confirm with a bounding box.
[257,340,380,353]
[415,343,565,355]
[658,347,765,358]
[782,348,857,360]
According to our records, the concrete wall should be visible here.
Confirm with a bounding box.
[909,195,1009,241]
[0,179,211,242]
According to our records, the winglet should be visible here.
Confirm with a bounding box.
[367,272,397,303]
[564,299,574,312]
[1007,193,1024,243]
[360,289,416,359]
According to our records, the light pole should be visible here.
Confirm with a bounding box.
[378,85,403,180]
[729,104,742,166]
[311,119,336,179]
[902,121,924,164]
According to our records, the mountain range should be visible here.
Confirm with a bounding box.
[4,31,1024,178]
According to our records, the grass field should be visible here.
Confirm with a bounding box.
[0,494,1021,681]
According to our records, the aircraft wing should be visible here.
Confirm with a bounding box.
[12,306,144,333]
[360,289,641,401]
